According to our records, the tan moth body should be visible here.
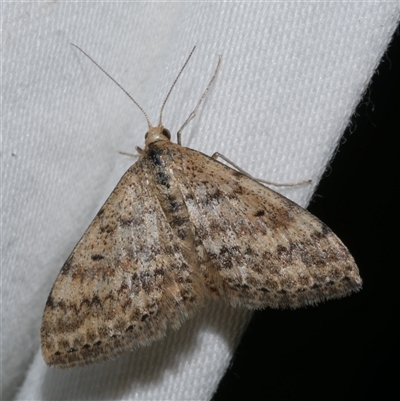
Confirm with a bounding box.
[41,47,361,368]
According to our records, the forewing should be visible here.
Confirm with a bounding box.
[164,142,362,309]
[41,160,205,368]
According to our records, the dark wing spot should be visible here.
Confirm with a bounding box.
[45,295,55,309]
[148,147,163,166]
[277,245,287,255]
[60,258,73,275]
[171,216,189,228]
[156,172,170,187]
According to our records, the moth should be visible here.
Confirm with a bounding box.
[41,46,362,368]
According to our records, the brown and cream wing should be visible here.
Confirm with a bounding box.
[41,160,205,368]
[165,142,362,310]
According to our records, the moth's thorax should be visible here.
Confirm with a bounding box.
[145,125,171,147]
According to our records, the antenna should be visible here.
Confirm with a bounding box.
[158,46,197,127]
[70,43,152,129]
[177,54,221,144]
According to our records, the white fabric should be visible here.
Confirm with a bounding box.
[2,2,399,400]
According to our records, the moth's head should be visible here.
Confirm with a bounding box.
[145,125,171,147]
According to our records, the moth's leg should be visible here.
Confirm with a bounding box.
[177,55,222,146]
[211,152,311,187]
[118,147,143,158]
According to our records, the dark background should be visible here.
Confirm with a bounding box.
[213,27,399,401]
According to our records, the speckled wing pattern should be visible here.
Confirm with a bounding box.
[41,139,362,368]
[41,156,207,368]
[164,142,361,308]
